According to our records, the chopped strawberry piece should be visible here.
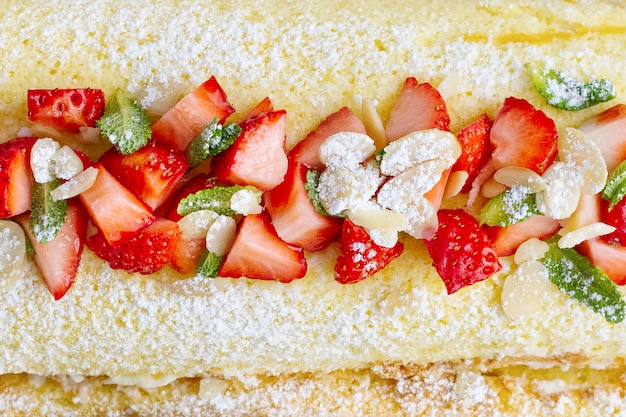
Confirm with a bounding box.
[27,88,105,133]
[211,110,288,190]
[576,193,626,285]
[490,97,558,175]
[100,140,188,210]
[601,197,626,246]
[264,160,342,251]
[15,200,87,300]
[334,219,404,284]
[385,77,450,142]
[484,214,561,257]
[289,106,367,170]
[423,168,452,212]
[152,76,235,152]
[579,104,626,173]
[87,217,180,274]
[0,137,37,219]
[218,213,307,282]
[79,163,156,246]
[452,114,493,193]
[243,97,274,121]
[170,236,206,275]
[161,173,218,221]
[424,209,501,294]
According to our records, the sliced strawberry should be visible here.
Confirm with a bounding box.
[424,209,501,294]
[151,76,235,152]
[15,200,87,300]
[484,214,561,257]
[489,97,558,174]
[211,110,288,190]
[79,163,156,246]
[264,160,342,251]
[27,88,105,133]
[218,212,307,282]
[452,114,493,193]
[423,168,452,212]
[385,77,450,142]
[574,193,626,285]
[0,137,37,219]
[243,97,274,121]
[601,197,626,246]
[170,236,206,275]
[578,104,626,173]
[289,106,367,170]
[87,217,180,274]
[100,140,188,210]
[334,219,403,284]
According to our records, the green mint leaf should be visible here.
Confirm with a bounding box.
[525,63,616,111]
[375,148,386,167]
[542,238,625,323]
[96,88,151,154]
[305,169,331,216]
[187,118,242,167]
[479,186,539,226]
[177,185,258,217]
[196,250,223,278]
[30,179,68,243]
[602,160,626,210]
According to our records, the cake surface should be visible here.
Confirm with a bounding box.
[2,0,626,415]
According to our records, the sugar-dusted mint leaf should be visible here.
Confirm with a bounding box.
[524,63,616,111]
[177,185,259,217]
[187,118,242,167]
[30,179,68,243]
[196,250,223,278]
[96,88,151,154]
[602,160,626,210]
[304,169,332,217]
[542,238,625,323]
[479,186,539,227]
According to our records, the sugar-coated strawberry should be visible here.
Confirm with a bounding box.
[601,196,626,246]
[27,88,105,133]
[579,104,626,173]
[484,214,561,257]
[452,114,493,193]
[14,200,87,300]
[489,97,558,174]
[161,173,218,221]
[289,106,367,171]
[334,219,404,284]
[87,217,180,274]
[0,137,37,219]
[218,212,307,282]
[424,209,501,294]
[211,110,288,190]
[99,140,188,210]
[152,76,235,152]
[79,163,156,246]
[575,194,626,285]
[385,77,450,142]
[264,160,343,252]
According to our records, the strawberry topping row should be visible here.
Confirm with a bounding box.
[1,68,625,323]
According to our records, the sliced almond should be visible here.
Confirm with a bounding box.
[319,132,375,168]
[178,209,219,240]
[50,166,99,201]
[558,222,616,249]
[361,98,387,150]
[230,189,262,215]
[558,127,607,195]
[379,129,461,176]
[443,170,469,200]
[206,215,237,257]
[30,137,60,183]
[493,166,546,193]
[513,238,550,265]
[536,162,583,219]
[318,164,380,216]
[347,206,407,231]
[52,145,84,180]
[480,176,507,199]
[501,260,551,320]
[0,220,26,272]
[366,228,400,248]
